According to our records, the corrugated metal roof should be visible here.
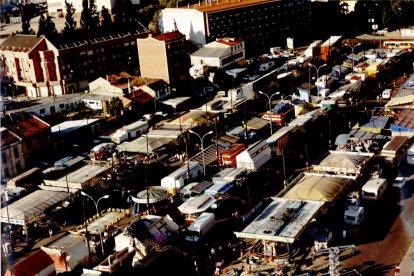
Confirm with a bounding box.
[246,117,268,130]
[385,94,414,107]
[234,198,324,243]
[191,45,229,58]
[383,136,409,152]
[393,109,414,129]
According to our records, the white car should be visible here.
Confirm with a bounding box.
[393,176,406,188]
[143,114,153,121]
[154,111,168,117]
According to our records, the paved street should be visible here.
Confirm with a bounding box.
[338,156,414,275]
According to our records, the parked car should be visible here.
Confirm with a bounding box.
[143,114,153,121]
[393,176,406,188]
[154,111,169,118]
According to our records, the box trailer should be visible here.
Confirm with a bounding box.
[161,162,202,195]
[219,143,246,167]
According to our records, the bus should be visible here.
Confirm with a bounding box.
[407,143,414,165]
[383,40,414,50]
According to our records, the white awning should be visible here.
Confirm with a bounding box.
[1,190,70,225]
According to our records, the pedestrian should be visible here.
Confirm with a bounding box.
[49,228,53,238]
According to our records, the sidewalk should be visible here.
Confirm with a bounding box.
[394,240,414,276]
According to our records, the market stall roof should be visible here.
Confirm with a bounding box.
[353,116,391,134]
[282,174,351,202]
[0,190,70,225]
[335,134,349,145]
[313,151,372,174]
[116,136,173,153]
[234,198,324,243]
[131,186,169,204]
[165,110,215,127]
[392,109,414,130]
[348,129,388,141]
[266,125,296,146]
[246,117,268,131]
[189,143,226,166]
[43,164,108,190]
[178,194,216,214]
[77,211,127,235]
[385,94,414,107]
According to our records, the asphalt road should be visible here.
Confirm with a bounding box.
[340,155,414,276]
[0,13,80,44]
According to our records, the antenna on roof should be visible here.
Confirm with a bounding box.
[173,18,178,31]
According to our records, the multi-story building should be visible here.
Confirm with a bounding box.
[1,115,51,177]
[137,31,190,86]
[159,0,311,55]
[0,28,149,98]
[1,127,24,179]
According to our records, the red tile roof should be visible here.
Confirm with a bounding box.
[5,250,54,276]
[8,117,50,139]
[216,38,243,46]
[1,128,21,148]
[0,35,44,53]
[153,31,184,41]
[128,89,154,103]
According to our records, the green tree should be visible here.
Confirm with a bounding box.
[114,0,138,29]
[20,4,35,34]
[100,6,112,31]
[80,0,91,30]
[37,14,58,38]
[63,0,77,35]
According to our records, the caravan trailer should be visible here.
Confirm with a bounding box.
[185,212,216,242]
[110,120,149,144]
[361,178,387,200]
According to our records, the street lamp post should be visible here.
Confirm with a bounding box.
[258,91,280,135]
[308,63,327,102]
[344,42,361,74]
[189,130,213,175]
[80,192,109,256]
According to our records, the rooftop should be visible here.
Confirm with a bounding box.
[182,0,282,13]
[0,34,44,52]
[7,116,50,139]
[234,198,324,243]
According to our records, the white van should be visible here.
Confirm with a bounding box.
[344,206,365,225]
[382,89,392,100]
[361,178,387,200]
[185,212,216,242]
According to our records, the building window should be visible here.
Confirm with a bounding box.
[50,106,56,114]
[59,104,64,108]
[2,152,7,163]
[13,147,19,158]
[87,50,93,55]
[40,108,46,114]
[4,168,9,178]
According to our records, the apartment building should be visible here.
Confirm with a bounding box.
[137,31,190,86]
[1,29,149,98]
[159,0,311,55]
[1,127,24,179]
